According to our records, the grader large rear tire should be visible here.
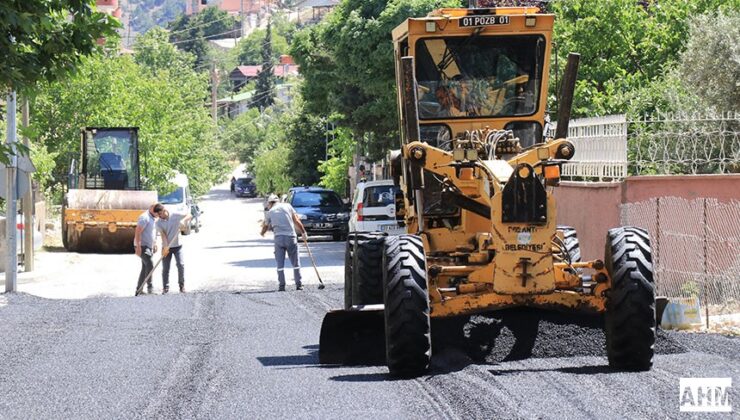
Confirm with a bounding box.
[604,226,656,371]
[382,234,431,377]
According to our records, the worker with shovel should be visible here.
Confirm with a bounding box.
[260,194,307,291]
[134,203,164,296]
[157,209,192,294]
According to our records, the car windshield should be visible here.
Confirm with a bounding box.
[158,187,184,205]
[236,178,252,186]
[415,35,545,119]
[363,185,396,207]
[292,191,342,208]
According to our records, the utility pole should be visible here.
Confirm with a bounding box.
[21,98,33,272]
[5,91,18,292]
[211,63,219,122]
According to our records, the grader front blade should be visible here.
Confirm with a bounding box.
[318,305,385,365]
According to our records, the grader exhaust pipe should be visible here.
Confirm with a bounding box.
[555,53,580,140]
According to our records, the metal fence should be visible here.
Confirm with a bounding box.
[549,112,740,180]
[549,115,628,181]
[630,112,740,176]
[621,197,740,316]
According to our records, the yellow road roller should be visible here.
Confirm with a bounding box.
[62,127,157,253]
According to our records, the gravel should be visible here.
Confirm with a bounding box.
[431,308,688,364]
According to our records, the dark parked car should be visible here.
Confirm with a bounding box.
[286,187,349,241]
[234,177,257,198]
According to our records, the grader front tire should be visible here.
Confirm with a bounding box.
[604,226,656,371]
[382,234,431,377]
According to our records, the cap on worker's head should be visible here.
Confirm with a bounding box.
[267,194,279,203]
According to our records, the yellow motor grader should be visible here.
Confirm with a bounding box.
[320,2,656,377]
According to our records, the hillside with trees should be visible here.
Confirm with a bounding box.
[125,0,186,34]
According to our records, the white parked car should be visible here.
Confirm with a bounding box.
[348,180,405,235]
[158,172,201,235]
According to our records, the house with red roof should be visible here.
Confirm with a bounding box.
[228,55,299,91]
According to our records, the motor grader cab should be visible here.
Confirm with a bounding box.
[320,3,656,377]
[62,127,157,252]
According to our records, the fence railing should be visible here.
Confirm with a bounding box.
[549,115,628,181]
[620,197,740,316]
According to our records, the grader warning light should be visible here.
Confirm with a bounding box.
[320,3,656,377]
[543,163,560,179]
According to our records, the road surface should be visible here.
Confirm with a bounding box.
[1,183,737,419]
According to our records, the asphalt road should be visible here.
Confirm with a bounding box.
[2,183,738,419]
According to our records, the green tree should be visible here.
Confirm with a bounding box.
[271,11,299,43]
[285,102,328,186]
[236,29,290,65]
[219,107,267,165]
[318,126,354,196]
[252,141,293,195]
[168,6,239,68]
[291,0,459,160]
[134,27,195,72]
[0,0,120,92]
[671,9,740,113]
[550,0,736,117]
[253,21,276,109]
[249,107,295,195]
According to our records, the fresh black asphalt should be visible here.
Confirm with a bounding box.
[0,286,737,419]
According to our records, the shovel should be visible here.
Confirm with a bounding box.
[301,234,325,290]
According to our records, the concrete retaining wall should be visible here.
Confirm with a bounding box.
[553,174,740,261]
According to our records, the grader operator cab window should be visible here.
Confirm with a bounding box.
[504,121,544,148]
[83,128,140,190]
[415,35,545,119]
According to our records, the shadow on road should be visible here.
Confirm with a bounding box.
[256,345,320,368]
[228,258,296,269]
[328,372,393,382]
[42,246,68,253]
[257,354,318,366]
[489,364,613,376]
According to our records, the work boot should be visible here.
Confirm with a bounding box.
[179,285,185,293]
[163,287,169,294]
